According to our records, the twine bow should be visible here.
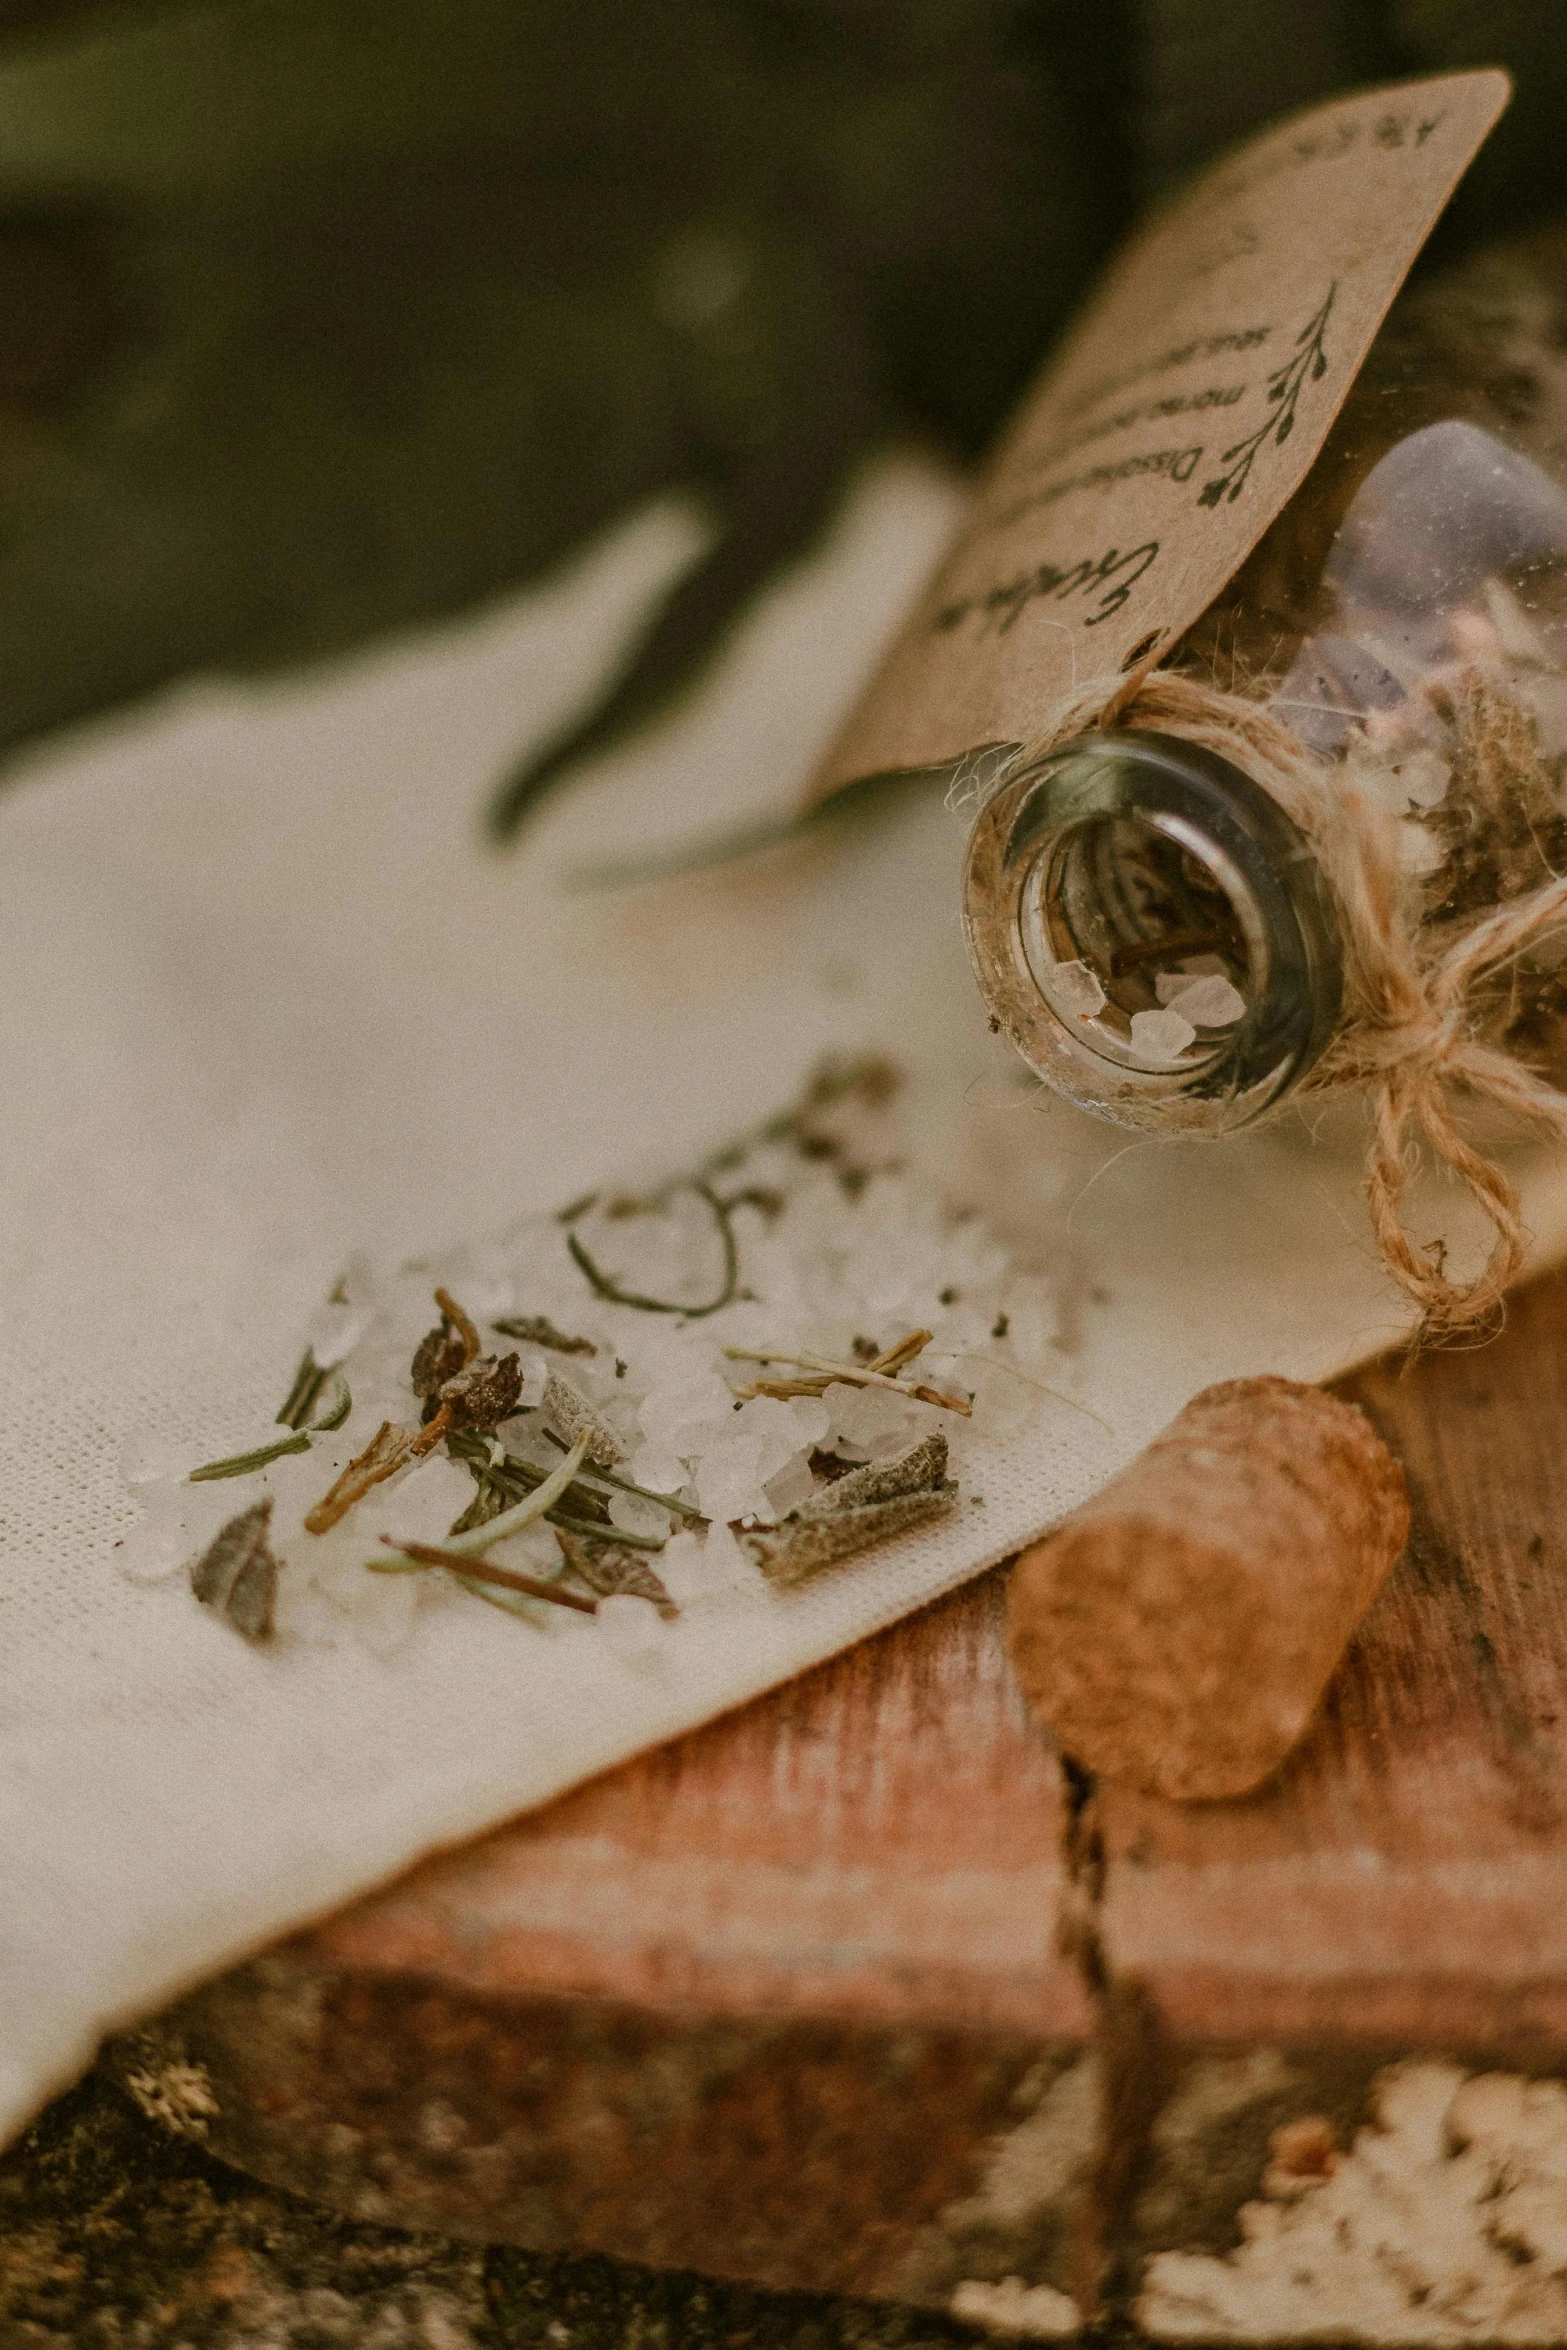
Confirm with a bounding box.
[994,660,1567,1342]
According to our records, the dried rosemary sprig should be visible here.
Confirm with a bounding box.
[190,1430,313,1483]
[722,1329,972,1416]
[276,1350,329,1430]
[539,1427,704,1522]
[189,1499,280,1640]
[565,1179,738,1318]
[378,1539,598,1615]
[445,1428,672,1552]
[189,1367,351,1481]
[370,1430,592,1580]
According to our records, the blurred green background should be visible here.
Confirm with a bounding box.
[0,0,1558,832]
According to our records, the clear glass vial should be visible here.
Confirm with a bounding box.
[964,228,1567,1133]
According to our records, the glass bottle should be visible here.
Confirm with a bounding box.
[963,227,1567,1134]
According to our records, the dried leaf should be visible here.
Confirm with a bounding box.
[189,1500,279,1641]
[554,1527,678,1618]
[741,1487,957,1588]
[794,1433,949,1521]
[542,1369,625,1467]
[410,1323,467,1402]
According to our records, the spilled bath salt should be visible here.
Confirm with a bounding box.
[1140,2061,1567,2346]
[114,1060,1070,1655]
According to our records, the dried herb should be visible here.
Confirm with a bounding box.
[306,1286,485,1531]
[188,1500,280,1641]
[723,1328,972,1416]
[410,1324,467,1406]
[793,1433,950,1521]
[189,1368,350,1481]
[548,1507,666,1552]
[433,1287,481,1358]
[372,1430,592,1580]
[565,1180,738,1318]
[304,1420,420,1534]
[701,1056,901,1182]
[540,1428,704,1522]
[377,1538,598,1615]
[742,1488,957,1587]
[446,1427,672,1554]
[189,1429,312,1483]
[276,1350,328,1430]
[741,1431,957,1585]
[554,1526,679,1618]
[491,1313,596,1356]
[411,1286,482,1414]
[541,1370,626,1466]
[438,1351,523,1430]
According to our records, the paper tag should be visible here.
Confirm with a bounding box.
[810,69,1510,803]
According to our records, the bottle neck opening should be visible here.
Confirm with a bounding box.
[963,730,1344,1134]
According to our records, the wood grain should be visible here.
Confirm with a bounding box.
[122,1573,1097,2309]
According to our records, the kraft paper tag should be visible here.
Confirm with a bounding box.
[811,69,1510,804]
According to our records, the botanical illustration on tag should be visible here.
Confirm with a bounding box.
[1196,285,1335,508]
[812,69,1510,800]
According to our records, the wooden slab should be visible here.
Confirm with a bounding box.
[112,1262,1567,2333]
[117,1572,1099,2312]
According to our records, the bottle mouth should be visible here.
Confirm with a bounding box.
[962,730,1343,1134]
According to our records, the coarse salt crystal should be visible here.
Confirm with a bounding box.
[1155,973,1246,1028]
[762,1451,818,1519]
[1129,1007,1196,1062]
[1045,958,1107,1021]
[378,1452,476,1549]
[114,1475,245,1587]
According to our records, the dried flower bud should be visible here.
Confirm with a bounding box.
[439,1351,524,1431]
[410,1321,466,1402]
[189,1499,279,1641]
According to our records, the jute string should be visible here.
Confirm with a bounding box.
[1002,662,1567,1342]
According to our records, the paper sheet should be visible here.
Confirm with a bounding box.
[5,454,1567,2149]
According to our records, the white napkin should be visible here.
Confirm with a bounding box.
[5,454,1565,2147]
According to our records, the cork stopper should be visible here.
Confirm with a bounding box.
[1007,1377,1410,1801]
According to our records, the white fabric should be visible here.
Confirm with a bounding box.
[5,453,1567,2147]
